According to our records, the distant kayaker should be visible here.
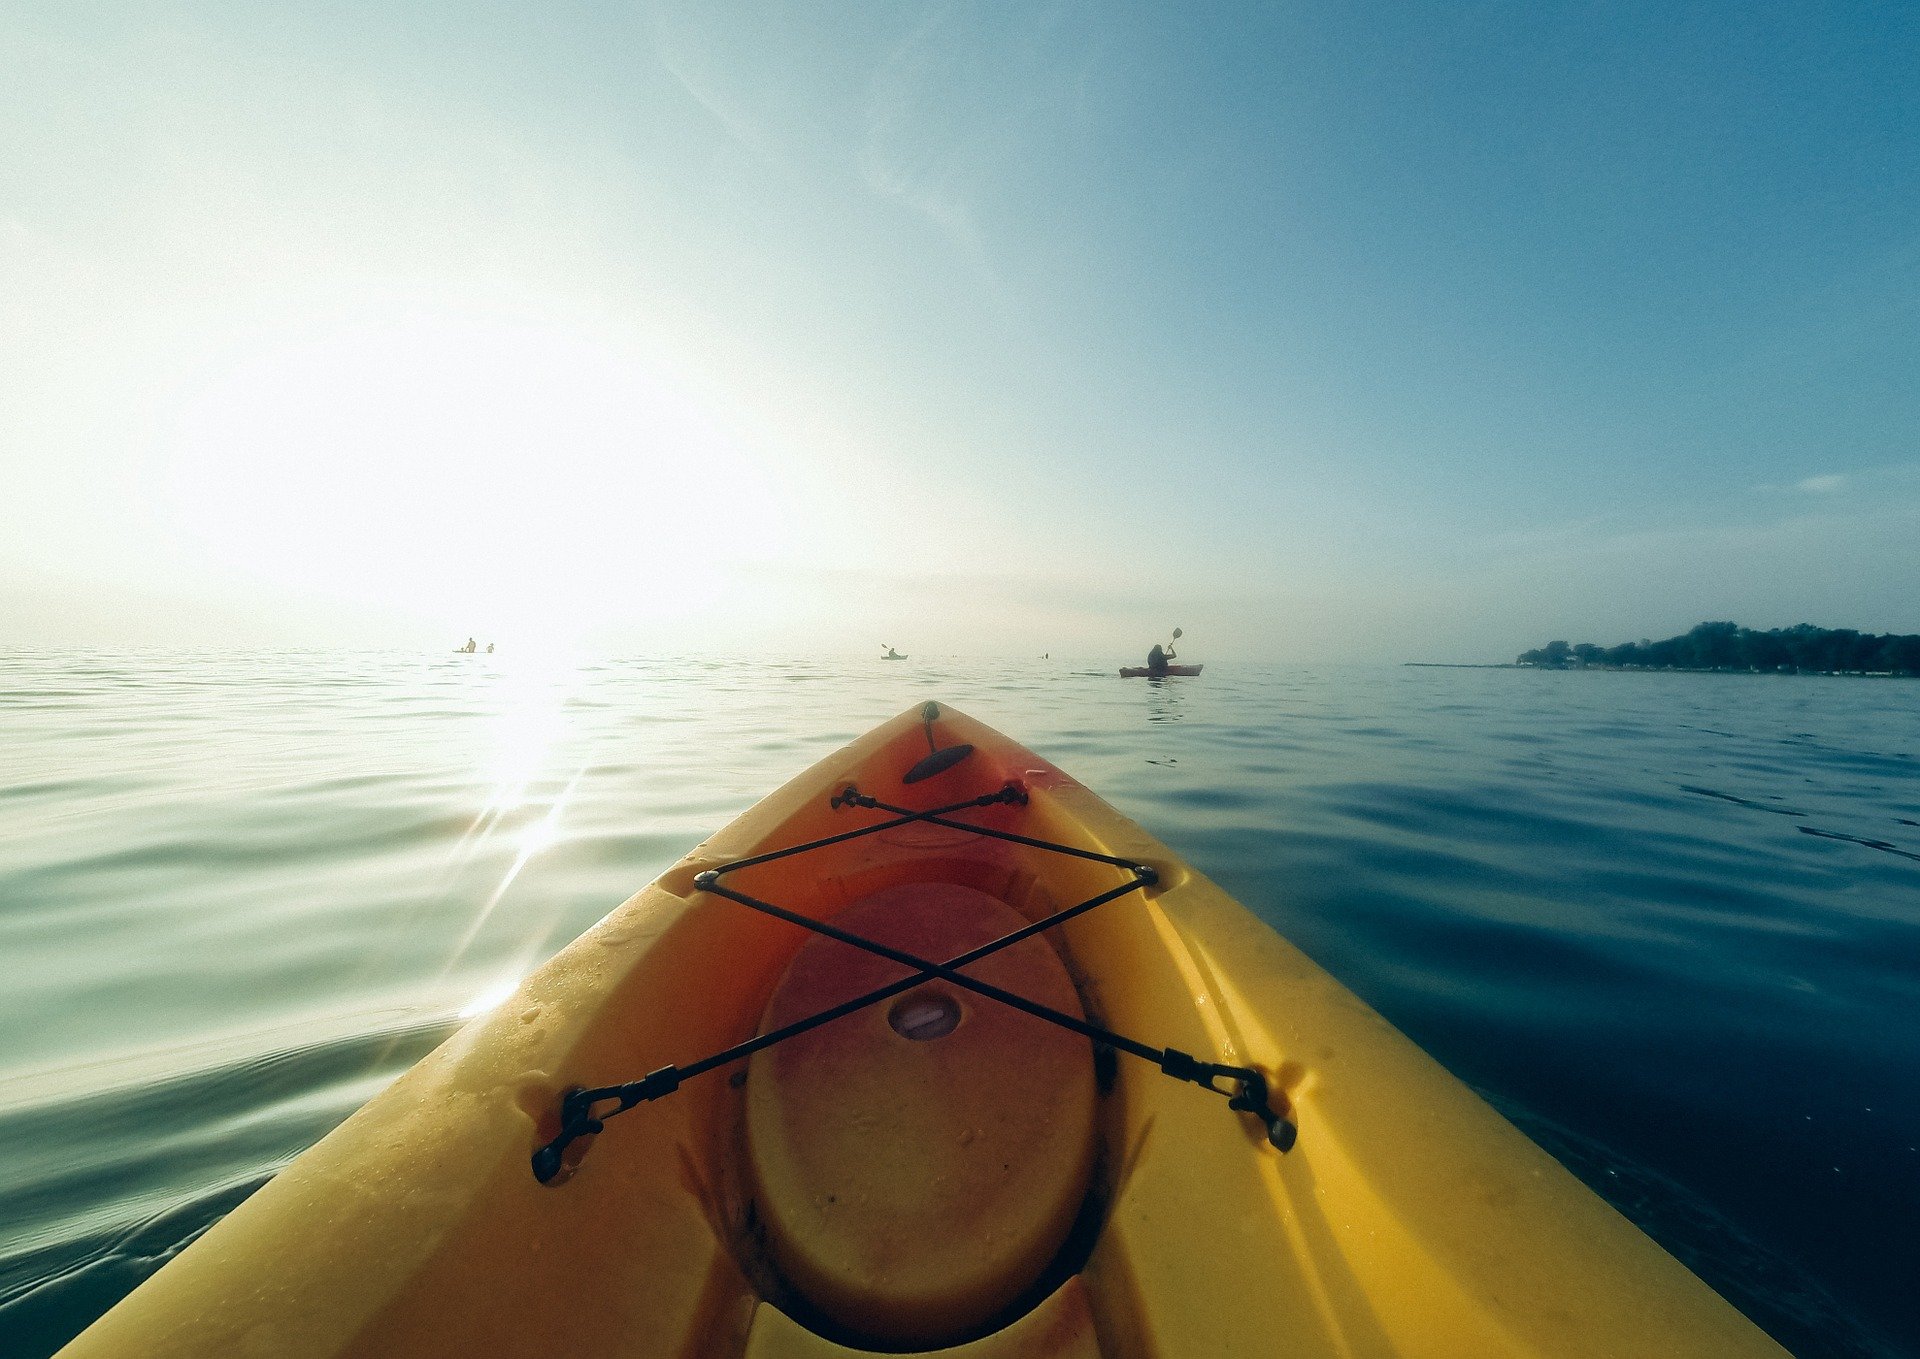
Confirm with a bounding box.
[1145,626,1183,677]
[883,646,904,659]
[486,642,494,654]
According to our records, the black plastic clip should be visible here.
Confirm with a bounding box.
[531,1066,683,1183]
[1159,1049,1296,1152]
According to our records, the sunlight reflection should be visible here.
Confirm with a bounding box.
[430,647,593,981]
[477,652,576,810]
[445,770,582,965]
[442,649,579,868]
[458,975,526,1019]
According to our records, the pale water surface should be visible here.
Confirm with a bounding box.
[2,652,1917,1356]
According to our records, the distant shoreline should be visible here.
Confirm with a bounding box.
[1511,622,1919,677]
[1404,660,1917,678]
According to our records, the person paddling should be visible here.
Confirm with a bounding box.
[1145,627,1182,677]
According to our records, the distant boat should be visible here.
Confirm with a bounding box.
[1118,664,1203,678]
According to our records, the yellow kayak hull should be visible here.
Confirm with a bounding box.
[59,705,1786,1358]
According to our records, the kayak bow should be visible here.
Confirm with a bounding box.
[58,704,1785,1358]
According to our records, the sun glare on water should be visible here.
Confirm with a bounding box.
[424,645,593,989]
[476,651,578,807]
[458,975,528,1019]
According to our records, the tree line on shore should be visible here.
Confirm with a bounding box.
[1516,621,1920,676]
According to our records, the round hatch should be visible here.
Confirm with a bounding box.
[744,882,1097,1348]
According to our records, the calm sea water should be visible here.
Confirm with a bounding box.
[2,651,1916,1357]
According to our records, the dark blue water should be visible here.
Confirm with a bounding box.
[2,652,1915,1356]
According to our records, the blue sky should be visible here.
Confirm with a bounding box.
[2,1,1914,659]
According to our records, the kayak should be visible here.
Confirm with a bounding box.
[1118,663,1203,677]
[59,703,1786,1358]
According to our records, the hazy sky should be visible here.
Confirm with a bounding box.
[3,2,1915,660]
